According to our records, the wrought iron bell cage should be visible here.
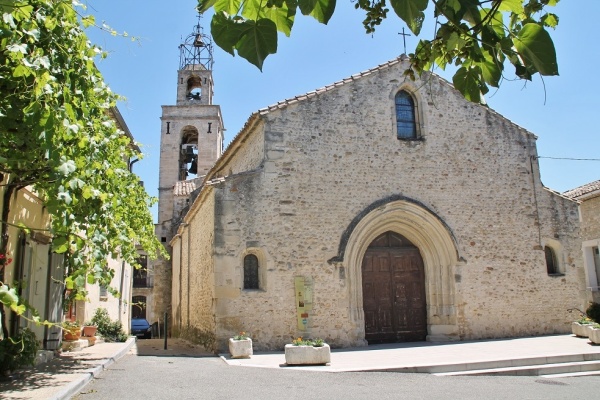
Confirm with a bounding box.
[179,16,214,71]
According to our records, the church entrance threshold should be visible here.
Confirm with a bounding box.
[362,232,427,344]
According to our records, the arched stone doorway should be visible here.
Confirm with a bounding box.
[338,198,462,345]
[362,232,426,343]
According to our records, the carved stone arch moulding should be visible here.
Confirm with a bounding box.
[336,196,462,342]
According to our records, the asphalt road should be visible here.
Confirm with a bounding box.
[71,348,600,400]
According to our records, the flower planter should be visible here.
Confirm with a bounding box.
[285,344,330,365]
[572,322,593,338]
[229,338,253,358]
[82,326,98,337]
[589,326,600,345]
[63,330,81,341]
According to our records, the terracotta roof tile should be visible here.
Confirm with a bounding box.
[563,180,600,199]
[173,177,204,197]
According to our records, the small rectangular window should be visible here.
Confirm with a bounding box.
[243,254,259,290]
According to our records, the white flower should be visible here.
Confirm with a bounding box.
[3,13,16,29]
[7,43,27,54]
[57,157,76,176]
[57,190,72,205]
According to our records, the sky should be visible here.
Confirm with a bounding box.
[84,0,599,221]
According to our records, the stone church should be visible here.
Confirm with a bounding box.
[156,21,586,351]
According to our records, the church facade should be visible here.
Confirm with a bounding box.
[159,24,586,352]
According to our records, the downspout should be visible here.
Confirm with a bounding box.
[187,224,191,328]
[118,260,126,325]
[43,246,52,349]
[179,232,183,328]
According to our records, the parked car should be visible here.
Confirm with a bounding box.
[131,318,152,339]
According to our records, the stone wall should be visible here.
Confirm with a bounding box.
[579,194,600,302]
[581,195,600,241]
[173,190,217,350]
[181,59,585,351]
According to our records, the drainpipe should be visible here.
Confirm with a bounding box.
[118,260,126,326]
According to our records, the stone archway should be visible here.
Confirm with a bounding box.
[342,198,461,343]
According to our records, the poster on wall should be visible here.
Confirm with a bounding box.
[294,276,313,331]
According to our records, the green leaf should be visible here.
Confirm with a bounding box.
[242,0,296,36]
[390,0,428,35]
[81,15,95,28]
[308,0,335,24]
[211,12,246,56]
[541,13,559,29]
[214,0,241,15]
[235,18,278,70]
[65,276,74,290]
[453,66,484,103]
[513,23,558,76]
[13,65,31,78]
[52,236,69,253]
[263,3,295,36]
[197,0,219,13]
[87,274,95,285]
[477,57,501,88]
[497,0,524,14]
[298,0,335,24]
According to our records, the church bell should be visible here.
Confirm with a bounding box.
[188,156,198,175]
[184,146,195,163]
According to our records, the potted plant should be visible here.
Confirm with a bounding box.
[585,302,600,344]
[569,307,595,338]
[572,317,594,337]
[62,320,82,341]
[284,337,330,365]
[82,321,98,338]
[229,331,252,359]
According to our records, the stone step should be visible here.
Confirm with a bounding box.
[365,352,600,374]
[540,370,600,378]
[433,360,600,377]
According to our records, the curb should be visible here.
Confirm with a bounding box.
[49,337,136,400]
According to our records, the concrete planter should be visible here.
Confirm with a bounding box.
[285,344,330,365]
[572,322,593,338]
[588,326,600,345]
[229,338,253,358]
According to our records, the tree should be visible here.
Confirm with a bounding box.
[0,0,165,337]
[197,0,559,103]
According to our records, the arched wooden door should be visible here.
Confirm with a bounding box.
[362,231,427,343]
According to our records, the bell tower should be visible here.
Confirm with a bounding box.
[158,16,224,242]
[151,17,224,327]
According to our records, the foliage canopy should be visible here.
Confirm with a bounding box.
[197,0,560,103]
[0,0,164,334]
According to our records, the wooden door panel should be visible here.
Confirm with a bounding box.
[363,233,427,344]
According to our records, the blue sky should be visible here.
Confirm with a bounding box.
[85,0,599,220]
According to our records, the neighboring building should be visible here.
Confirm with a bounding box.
[159,21,586,352]
[564,180,600,303]
[0,107,138,347]
[0,176,64,349]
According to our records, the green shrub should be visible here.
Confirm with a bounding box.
[0,328,40,375]
[91,308,128,342]
[586,302,600,324]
